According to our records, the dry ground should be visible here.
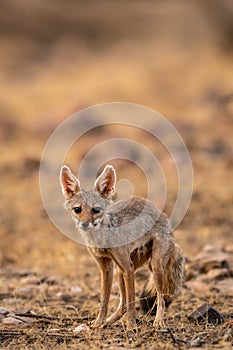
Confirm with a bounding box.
[0,1,233,349]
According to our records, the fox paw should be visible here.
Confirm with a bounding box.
[153,318,165,328]
[106,310,125,325]
[91,319,106,329]
[127,329,137,342]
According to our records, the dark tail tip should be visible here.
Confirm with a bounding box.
[140,285,157,315]
[140,286,172,316]
[140,294,157,315]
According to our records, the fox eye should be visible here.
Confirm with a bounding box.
[92,207,101,214]
[73,207,82,214]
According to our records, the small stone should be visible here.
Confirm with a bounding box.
[20,277,40,285]
[70,286,82,293]
[18,287,35,294]
[223,328,233,341]
[14,315,33,324]
[0,307,10,316]
[206,268,229,280]
[57,336,64,344]
[189,337,204,347]
[55,292,72,302]
[2,317,25,325]
[188,303,224,325]
[73,323,90,333]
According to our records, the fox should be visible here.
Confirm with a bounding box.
[60,164,184,330]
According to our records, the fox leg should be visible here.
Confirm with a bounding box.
[123,266,136,329]
[112,251,136,329]
[152,267,165,326]
[106,267,126,325]
[92,257,113,327]
[150,250,166,327]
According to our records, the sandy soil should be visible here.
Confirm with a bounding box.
[0,1,233,348]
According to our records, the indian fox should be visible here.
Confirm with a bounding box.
[60,164,184,329]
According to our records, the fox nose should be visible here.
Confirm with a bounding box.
[82,222,89,229]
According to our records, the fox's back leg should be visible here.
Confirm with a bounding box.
[106,266,126,325]
[141,242,184,323]
[150,252,166,326]
[150,238,174,326]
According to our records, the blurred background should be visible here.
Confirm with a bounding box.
[0,0,233,277]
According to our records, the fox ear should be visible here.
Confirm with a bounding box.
[94,165,116,199]
[60,165,81,199]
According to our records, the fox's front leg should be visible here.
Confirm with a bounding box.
[123,266,136,329]
[112,250,136,329]
[106,267,126,325]
[92,257,113,328]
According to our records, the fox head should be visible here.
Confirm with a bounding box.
[60,164,116,231]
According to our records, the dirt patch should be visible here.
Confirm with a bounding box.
[1,246,233,349]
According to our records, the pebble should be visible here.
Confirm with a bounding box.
[73,323,90,333]
[223,328,233,341]
[70,285,82,293]
[17,287,36,294]
[188,303,224,325]
[189,337,204,347]
[2,317,25,325]
[0,308,34,325]
[13,315,33,323]
[0,307,9,316]
[20,277,40,285]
